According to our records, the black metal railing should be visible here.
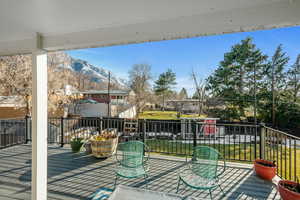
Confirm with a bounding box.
[142,120,260,162]
[1,116,299,181]
[0,118,26,149]
[262,125,300,181]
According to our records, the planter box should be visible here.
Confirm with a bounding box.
[90,128,118,158]
[278,180,300,200]
[254,159,276,180]
[90,137,118,158]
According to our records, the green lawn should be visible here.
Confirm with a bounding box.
[146,139,259,161]
[264,145,300,180]
[139,111,207,120]
[145,139,300,180]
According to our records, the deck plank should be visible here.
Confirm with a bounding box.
[0,144,280,200]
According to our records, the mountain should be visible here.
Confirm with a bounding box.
[50,52,127,88]
[71,58,126,86]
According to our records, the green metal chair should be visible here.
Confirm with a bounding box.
[177,146,226,199]
[114,141,150,188]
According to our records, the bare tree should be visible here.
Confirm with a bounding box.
[0,53,84,117]
[0,55,32,115]
[191,70,207,116]
[128,64,152,117]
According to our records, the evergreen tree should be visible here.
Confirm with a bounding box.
[287,54,300,103]
[154,69,176,110]
[192,91,199,99]
[178,88,188,99]
[206,37,267,119]
[264,44,289,126]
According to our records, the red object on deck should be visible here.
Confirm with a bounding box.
[278,180,300,200]
[254,159,276,181]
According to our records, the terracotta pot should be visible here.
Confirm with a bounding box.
[278,180,300,200]
[253,159,276,180]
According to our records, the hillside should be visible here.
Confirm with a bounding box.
[49,52,126,89]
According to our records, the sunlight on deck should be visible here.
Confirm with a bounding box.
[0,144,280,200]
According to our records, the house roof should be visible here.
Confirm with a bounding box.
[167,99,204,103]
[1,1,300,56]
[0,96,25,107]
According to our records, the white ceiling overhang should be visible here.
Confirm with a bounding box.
[0,0,300,56]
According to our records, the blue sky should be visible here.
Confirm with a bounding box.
[67,26,300,96]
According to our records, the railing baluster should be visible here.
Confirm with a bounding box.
[281,133,283,179]
[276,131,279,176]
[254,126,257,159]
[289,137,292,180]
[60,117,64,147]
[1,116,299,179]
[294,139,297,181]
[285,136,287,179]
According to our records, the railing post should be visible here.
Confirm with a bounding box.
[98,117,103,134]
[142,119,146,144]
[142,119,147,156]
[181,119,185,141]
[193,121,197,148]
[254,124,257,159]
[60,117,64,147]
[25,115,28,144]
[260,123,266,159]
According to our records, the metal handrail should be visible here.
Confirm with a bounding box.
[263,125,300,140]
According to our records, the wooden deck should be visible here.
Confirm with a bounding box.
[0,144,280,200]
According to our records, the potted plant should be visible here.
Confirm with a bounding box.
[254,159,276,180]
[278,178,300,200]
[70,137,84,153]
[90,129,118,158]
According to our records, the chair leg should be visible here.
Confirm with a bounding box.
[144,174,148,188]
[176,178,181,193]
[219,185,224,194]
[209,189,213,200]
[114,175,119,189]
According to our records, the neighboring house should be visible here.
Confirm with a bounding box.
[69,90,137,118]
[166,98,226,113]
[74,90,135,105]
[0,96,26,119]
[118,105,136,118]
[143,102,157,110]
[166,99,202,112]
[70,101,136,118]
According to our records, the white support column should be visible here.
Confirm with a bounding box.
[31,34,48,200]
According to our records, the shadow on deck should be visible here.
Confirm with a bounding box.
[0,144,280,200]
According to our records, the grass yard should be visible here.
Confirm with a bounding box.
[146,139,300,180]
[139,111,207,120]
[146,139,259,161]
[265,145,300,181]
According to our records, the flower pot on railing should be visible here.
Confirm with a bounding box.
[254,159,276,181]
[90,129,118,158]
[278,180,300,200]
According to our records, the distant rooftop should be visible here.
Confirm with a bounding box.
[76,90,130,95]
[166,99,203,103]
[0,96,25,107]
